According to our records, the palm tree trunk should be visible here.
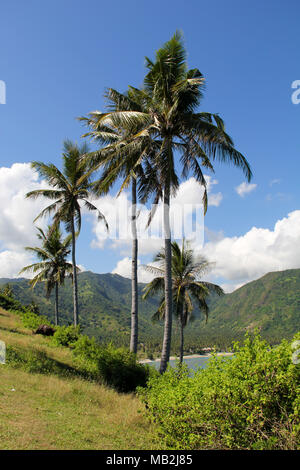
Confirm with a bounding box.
[179,307,184,364]
[159,184,173,374]
[71,216,79,326]
[130,177,138,354]
[54,281,59,326]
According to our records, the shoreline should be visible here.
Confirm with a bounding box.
[139,352,233,364]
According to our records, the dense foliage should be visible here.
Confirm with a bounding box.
[139,332,300,450]
[73,336,153,393]
[2,268,300,353]
[52,325,81,347]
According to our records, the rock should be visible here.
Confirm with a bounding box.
[34,324,55,336]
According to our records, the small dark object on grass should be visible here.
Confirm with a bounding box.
[34,324,55,336]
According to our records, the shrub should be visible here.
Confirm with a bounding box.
[72,335,101,378]
[52,325,81,347]
[139,332,300,450]
[96,344,151,393]
[21,310,51,330]
[72,338,153,392]
[0,293,26,313]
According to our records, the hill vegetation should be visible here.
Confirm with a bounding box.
[1,268,299,355]
[201,268,300,344]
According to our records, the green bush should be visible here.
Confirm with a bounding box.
[139,332,300,450]
[21,310,51,330]
[52,325,81,347]
[72,335,101,378]
[72,338,152,392]
[0,293,26,313]
[96,344,151,393]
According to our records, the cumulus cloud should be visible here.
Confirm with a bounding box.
[90,176,222,255]
[0,163,51,252]
[112,257,155,283]
[0,250,34,279]
[235,182,257,197]
[0,162,78,278]
[198,210,300,292]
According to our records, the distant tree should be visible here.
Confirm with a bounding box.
[26,300,40,315]
[0,284,14,298]
[19,225,75,325]
[143,240,224,363]
[25,140,108,326]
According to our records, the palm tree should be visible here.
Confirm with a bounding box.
[143,240,224,363]
[80,32,252,372]
[80,87,156,354]
[25,140,108,326]
[19,225,74,325]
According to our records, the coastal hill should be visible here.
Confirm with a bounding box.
[1,268,299,348]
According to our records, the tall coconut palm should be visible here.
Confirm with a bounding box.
[143,240,224,363]
[19,225,74,325]
[25,140,108,326]
[81,33,252,372]
[80,87,157,354]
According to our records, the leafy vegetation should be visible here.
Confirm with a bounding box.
[52,325,81,347]
[73,340,153,393]
[2,268,300,355]
[139,332,300,450]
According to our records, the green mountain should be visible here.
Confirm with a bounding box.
[199,268,300,343]
[0,268,299,350]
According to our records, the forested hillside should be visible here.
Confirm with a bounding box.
[1,268,299,351]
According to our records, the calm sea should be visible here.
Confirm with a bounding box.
[146,354,233,372]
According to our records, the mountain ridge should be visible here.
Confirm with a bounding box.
[0,267,299,349]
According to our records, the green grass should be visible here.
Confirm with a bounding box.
[0,308,160,450]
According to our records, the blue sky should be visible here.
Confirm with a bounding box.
[0,0,300,291]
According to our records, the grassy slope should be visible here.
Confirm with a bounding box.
[0,308,158,450]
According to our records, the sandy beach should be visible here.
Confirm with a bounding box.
[139,352,233,364]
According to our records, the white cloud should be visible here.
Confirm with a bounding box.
[0,162,72,279]
[235,182,257,197]
[0,163,51,252]
[77,264,87,273]
[198,210,300,292]
[90,176,222,255]
[0,250,34,279]
[112,257,154,283]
